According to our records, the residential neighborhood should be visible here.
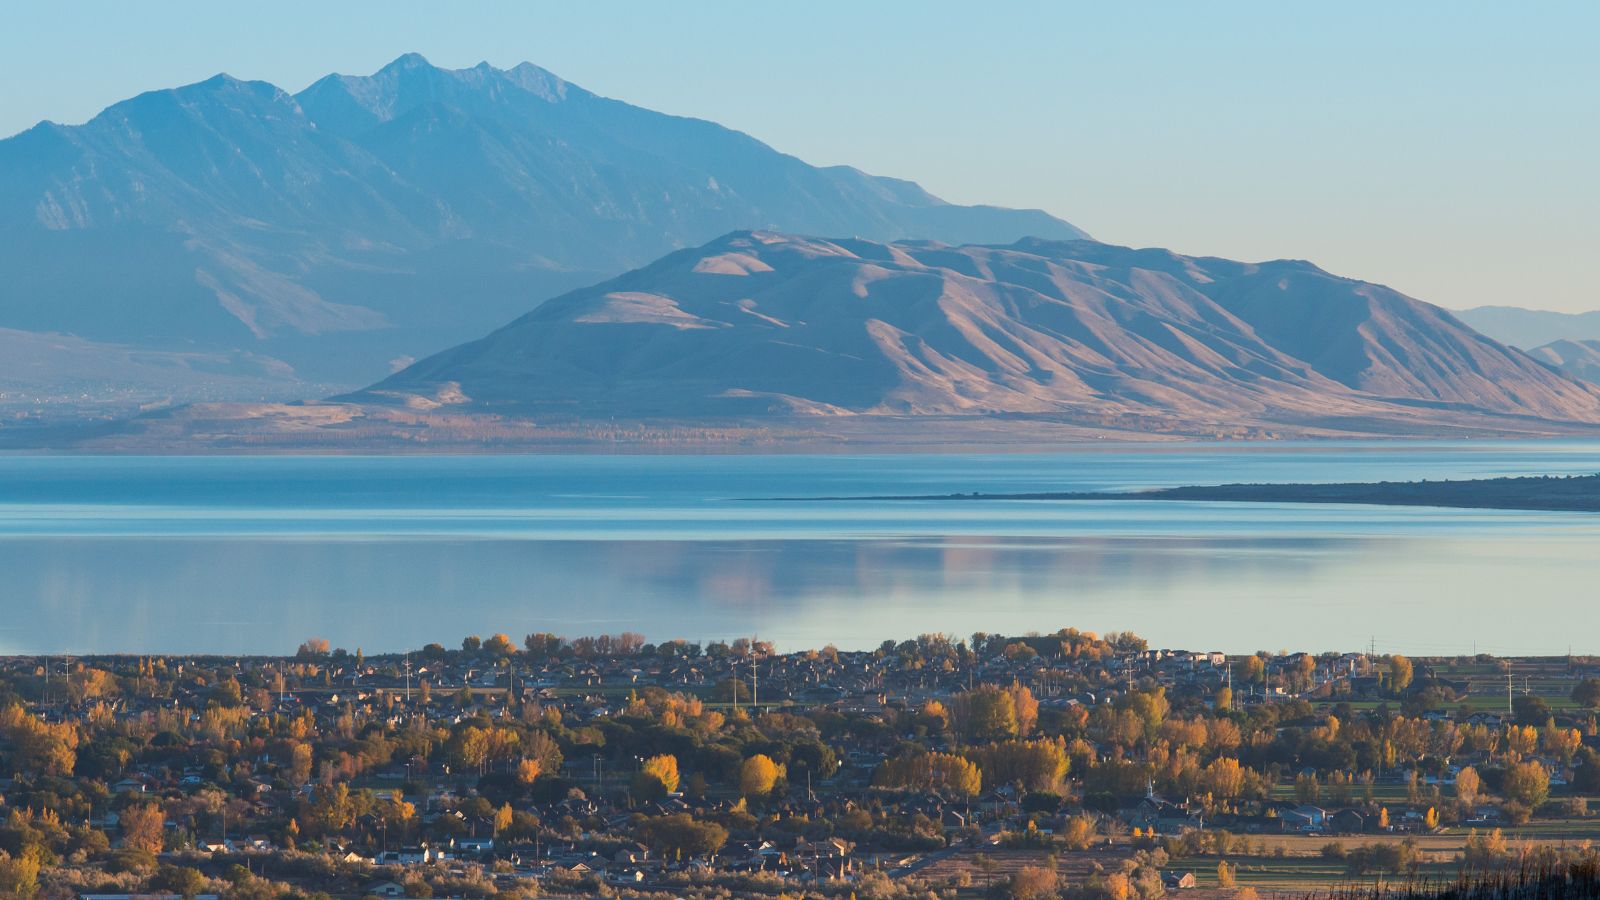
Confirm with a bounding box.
[4,629,1600,898]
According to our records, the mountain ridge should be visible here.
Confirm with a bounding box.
[1455,306,1600,349]
[0,54,1086,390]
[352,230,1600,432]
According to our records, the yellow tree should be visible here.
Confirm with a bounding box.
[1388,655,1414,694]
[1455,766,1481,811]
[516,758,542,784]
[739,754,785,798]
[965,739,1067,792]
[121,804,166,853]
[1060,814,1097,850]
[1007,681,1039,736]
[493,803,513,836]
[288,742,313,787]
[1503,761,1550,808]
[642,754,680,794]
[1542,727,1581,763]
[0,847,41,898]
[874,751,982,798]
[1202,757,1246,801]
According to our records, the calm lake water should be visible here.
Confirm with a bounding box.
[2,443,1598,657]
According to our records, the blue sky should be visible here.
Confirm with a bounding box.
[3,1,1595,311]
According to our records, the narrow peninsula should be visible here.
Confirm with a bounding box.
[884,473,1600,513]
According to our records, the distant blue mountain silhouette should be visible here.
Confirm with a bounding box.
[0,54,1085,387]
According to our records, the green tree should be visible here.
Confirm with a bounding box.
[637,814,728,857]
[1572,678,1600,709]
[957,685,1019,742]
[151,864,208,899]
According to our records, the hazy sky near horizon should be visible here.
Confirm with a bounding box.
[3,1,1595,311]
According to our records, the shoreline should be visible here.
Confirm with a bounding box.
[824,473,1600,513]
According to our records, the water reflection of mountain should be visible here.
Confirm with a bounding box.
[8,533,1417,655]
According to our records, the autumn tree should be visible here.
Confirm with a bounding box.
[636,754,680,797]
[0,847,41,899]
[0,706,78,776]
[1217,860,1237,888]
[1006,865,1057,900]
[965,739,1067,792]
[874,751,982,798]
[121,804,166,854]
[1455,766,1482,812]
[1007,681,1039,736]
[516,758,542,784]
[1060,814,1097,850]
[1388,655,1414,695]
[1202,757,1246,801]
[1503,761,1550,809]
[288,742,314,787]
[483,633,516,655]
[739,754,785,798]
[525,730,564,775]
[1541,727,1581,763]
[1240,655,1266,685]
[296,638,330,657]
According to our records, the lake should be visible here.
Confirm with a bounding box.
[2,442,1598,657]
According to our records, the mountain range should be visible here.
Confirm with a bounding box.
[1455,306,1600,350]
[1527,339,1600,385]
[327,231,1600,440]
[0,54,1083,395]
[6,54,1600,447]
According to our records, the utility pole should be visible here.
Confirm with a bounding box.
[405,653,412,703]
[1507,673,1514,716]
[752,657,759,710]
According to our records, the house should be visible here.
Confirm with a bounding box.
[1122,796,1204,834]
[1280,805,1327,833]
[361,883,409,898]
[1329,809,1366,834]
[379,846,443,865]
[1165,871,1198,890]
[606,868,647,885]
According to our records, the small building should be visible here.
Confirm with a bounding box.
[1165,871,1198,890]
[1329,809,1366,834]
